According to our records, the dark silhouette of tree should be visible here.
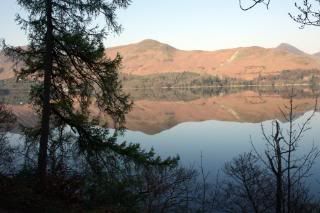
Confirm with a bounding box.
[220,94,320,213]
[257,94,319,212]
[0,104,16,132]
[2,0,177,191]
[218,152,274,213]
[0,104,16,174]
[289,0,320,27]
[240,0,320,29]
[239,0,270,11]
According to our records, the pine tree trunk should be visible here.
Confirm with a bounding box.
[37,0,53,190]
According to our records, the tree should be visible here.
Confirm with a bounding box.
[238,0,270,11]
[220,94,320,213]
[219,152,274,213]
[289,0,320,27]
[0,104,16,174]
[239,0,320,28]
[258,94,319,213]
[2,0,176,190]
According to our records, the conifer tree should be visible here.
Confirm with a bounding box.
[3,0,176,189]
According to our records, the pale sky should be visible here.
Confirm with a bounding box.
[1,0,320,53]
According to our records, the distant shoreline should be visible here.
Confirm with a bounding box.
[123,83,314,90]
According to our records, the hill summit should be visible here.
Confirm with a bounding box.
[106,39,320,79]
[1,40,320,80]
[276,43,306,55]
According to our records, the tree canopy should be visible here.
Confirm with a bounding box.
[3,0,177,188]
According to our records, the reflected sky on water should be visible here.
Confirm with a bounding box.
[2,81,320,195]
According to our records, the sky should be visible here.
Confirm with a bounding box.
[0,0,320,53]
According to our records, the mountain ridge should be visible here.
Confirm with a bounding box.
[106,39,320,80]
[1,39,320,80]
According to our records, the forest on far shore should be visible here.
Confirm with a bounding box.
[121,69,320,88]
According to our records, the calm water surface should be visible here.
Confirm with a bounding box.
[2,83,320,194]
[120,88,320,195]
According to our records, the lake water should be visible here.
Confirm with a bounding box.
[2,84,320,195]
[121,87,320,195]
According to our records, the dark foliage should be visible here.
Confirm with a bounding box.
[2,0,179,191]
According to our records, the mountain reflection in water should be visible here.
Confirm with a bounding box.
[0,80,319,134]
[2,82,320,195]
[125,87,318,134]
[122,88,320,195]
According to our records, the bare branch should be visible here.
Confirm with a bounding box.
[239,0,271,11]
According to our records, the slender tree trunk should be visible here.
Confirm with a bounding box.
[276,152,282,213]
[37,0,53,189]
[275,121,283,213]
[287,97,293,213]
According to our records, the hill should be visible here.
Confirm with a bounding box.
[276,43,306,55]
[1,40,320,80]
[106,39,320,80]
[313,52,320,58]
[0,52,16,80]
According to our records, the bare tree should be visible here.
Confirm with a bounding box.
[219,152,274,213]
[239,0,320,28]
[254,94,319,213]
[220,93,320,213]
[239,0,271,11]
[289,0,320,27]
[139,165,197,213]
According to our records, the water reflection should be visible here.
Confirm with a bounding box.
[0,79,319,134]
[125,87,318,134]
[119,112,320,195]
[2,80,320,196]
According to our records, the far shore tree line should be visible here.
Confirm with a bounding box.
[2,68,320,92]
[1,72,320,105]
[121,69,320,89]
